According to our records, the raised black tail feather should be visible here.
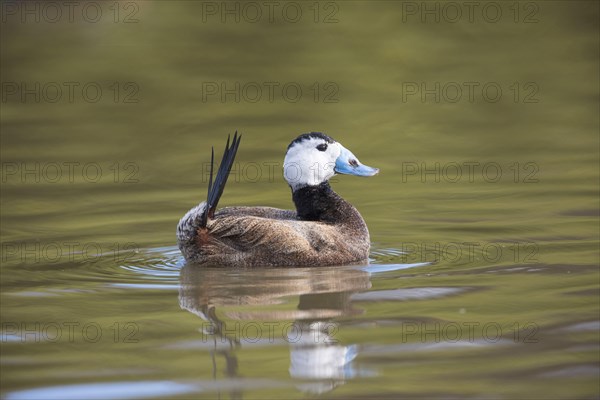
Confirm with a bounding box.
[199,132,242,228]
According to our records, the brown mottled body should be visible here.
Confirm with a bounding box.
[177,183,370,267]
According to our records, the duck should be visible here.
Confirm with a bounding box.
[177,132,379,267]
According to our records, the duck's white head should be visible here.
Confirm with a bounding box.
[283,132,379,191]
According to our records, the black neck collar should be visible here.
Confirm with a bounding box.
[292,182,349,222]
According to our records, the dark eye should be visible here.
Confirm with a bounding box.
[316,143,328,151]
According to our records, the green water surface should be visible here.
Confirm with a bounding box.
[1,1,599,399]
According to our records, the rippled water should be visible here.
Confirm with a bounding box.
[1,1,599,399]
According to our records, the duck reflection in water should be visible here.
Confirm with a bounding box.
[179,264,372,394]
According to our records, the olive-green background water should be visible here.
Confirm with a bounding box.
[1,1,599,399]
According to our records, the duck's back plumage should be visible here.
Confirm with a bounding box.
[177,189,370,267]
